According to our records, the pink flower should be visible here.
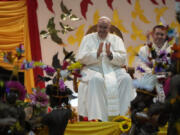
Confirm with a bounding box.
[59,79,65,91]
[29,91,49,107]
[44,66,56,76]
[62,61,69,70]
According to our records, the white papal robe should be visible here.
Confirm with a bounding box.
[76,32,134,121]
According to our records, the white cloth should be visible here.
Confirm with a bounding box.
[76,32,134,121]
[134,42,170,103]
[134,41,171,78]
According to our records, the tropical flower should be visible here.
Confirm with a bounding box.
[59,79,65,91]
[67,61,82,70]
[44,66,56,76]
[21,60,34,70]
[6,81,26,100]
[60,70,69,79]
[16,44,25,60]
[29,89,49,107]
[119,121,131,133]
[112,115,131,133]
[62,60,69,70]
[136,66,145,73]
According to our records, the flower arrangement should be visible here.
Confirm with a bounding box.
[20,48,82,109]
[0,44,83,134]
[136,45,172,75]
[136,23,176,75]
[2,44,24,64]
[28,87,49,117]
[134,25,176,96]
[29,88,49,107]
[24,48,82,118]
[112,116,131,133]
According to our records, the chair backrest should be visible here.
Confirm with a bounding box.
[86,24,124,41]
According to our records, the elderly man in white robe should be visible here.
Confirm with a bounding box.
[76,16,134,121]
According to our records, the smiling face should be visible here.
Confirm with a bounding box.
[152,27,167,48]
[97,18,111,40]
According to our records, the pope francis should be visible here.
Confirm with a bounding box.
[76,16,134,121]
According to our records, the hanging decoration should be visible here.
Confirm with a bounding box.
[44,0,54,13]
[60,1,81,21]
[80,0,94,19]
[106,0,134,6]
[107,0,114,10]
[2,44,25,65]
[131,0,150,24]
[131,22,146,41]
[127,44,143,66]
[127,0,132,4]
[40,1,81,45]
[67,24,85,46]
[150,0,166,5]
[150,0,159,5]
[111,10,129,33]
[154,7,168,23]
[40,17,63,45]
[93,10,100,24]
[162,0,166,5]
[59,22,75,34]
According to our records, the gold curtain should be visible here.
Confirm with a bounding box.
[0,0,34,93]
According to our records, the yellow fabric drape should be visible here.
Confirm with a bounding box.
[65,122,121,135]
[36,121,167,135]
[64,122,167,135]
[0,0,34,93]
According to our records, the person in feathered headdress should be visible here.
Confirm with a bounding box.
[36,51,79,135]
[0,69,28,135]
[0,44,30,135]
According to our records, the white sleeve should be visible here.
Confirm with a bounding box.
[134,46,152,78]
[138,46,152,73]
[75,35,100,65]
[110,37,127,66]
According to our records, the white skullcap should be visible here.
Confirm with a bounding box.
[98,16,111,23]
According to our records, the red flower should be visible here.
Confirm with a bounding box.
[83,116,88,121]
[62,61,69,70]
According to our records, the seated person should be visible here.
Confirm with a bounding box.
[76,16,134,121]
[134,25,173,102]
[134,25,171,78]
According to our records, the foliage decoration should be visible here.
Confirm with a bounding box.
[60,1,81,21]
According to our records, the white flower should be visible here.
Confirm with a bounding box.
[60,70,69,79]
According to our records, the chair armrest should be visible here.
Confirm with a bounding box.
[127,67,135,79]
[73,76,78,93]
